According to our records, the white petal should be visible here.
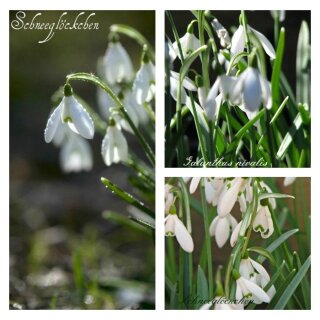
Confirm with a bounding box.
[170,75,187,104]
[230,221,242,247]
[259,75,272,110]
[170,71,197,91]
[101,128,113,166]
[165,215,175,235]
[173,215,194,252]
[231,25,245,56]
[242,68,262,112]
[251,27,276,60]
[242,277,270,303]
[240,259,254,280]
[189,177,201,194]
[133,64,150,105]
[204,179,215,203]
[66,96,94,139]
[209,216,219,237]
[227,214,238,230]
[197,87,207,109]
[205,78,220,121]
[214,217,230,248]
[112,126,128,163]
[44,103,62,143]
[284,177,296,187]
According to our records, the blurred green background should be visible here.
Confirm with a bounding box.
[10,10,155,310]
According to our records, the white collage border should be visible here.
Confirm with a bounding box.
[1,0,317,319]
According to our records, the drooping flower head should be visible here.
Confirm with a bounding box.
[44,84,94,143]
[101,118,128,166]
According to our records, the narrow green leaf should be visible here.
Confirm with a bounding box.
[274,256,311,309]
[197,265,209,308]
[258,229,299,264]
[258,192,294,201]
[276,112,303,160]
[271,27,285,112]
[101,177,154,217]
[269,96,289,125]
[247,246,276,266]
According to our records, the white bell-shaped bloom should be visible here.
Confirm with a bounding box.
[235,273,270,304]
[165,214,194,253]
[212,19,231,48]
[169,71,197,104]
[240,257,276,300]
[103,41,134,85]
[189,177,201,194]
[172,30,200,60]
[217,178,246,217]
[44,87,94,143]
[231,25,275,59]
[101,121,128,166]
[253,205,274,238]
[209,213,237,248]
[230,217,251,247]
[60,132,93,173]
[284,177,296,187]
[97,85,121,120]
[123,90,148,127]
[219,75,240,105]
[232,67,272,113]
[165,184,175,214]
[133,60,155,105]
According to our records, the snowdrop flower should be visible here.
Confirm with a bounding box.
[103,37,134,85]
[217,178,246,217]
[260,181,276,209]
[284,177,296,187]
[212,18,231,48]
[233,270,270,304]
[270,10,286,22]
[240,257,276,300]
[60,132,93,173]
[165,214,194,253]
[165,184,175,214]
[44,84,94,143]
[169,71,197,104]
[101,119,128,166]
[97,86,121,120]
[253,204,274,239]
[172,22,200,60]
[209,213,237,248]
[232,67,272,113]
[197,76,221,121]
[133,50,155,105]
[231,24,275,59]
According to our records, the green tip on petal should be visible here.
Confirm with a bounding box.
[195,75,203,88]
[64,83,73,97]
[232,269,241,280]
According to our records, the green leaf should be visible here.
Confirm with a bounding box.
[258,229,299,264]
[269,96,289,125]
[296,21,310,106]
[101,177,154,217]
[274,256,311,309]
[102,210,154,235]
[247,246,276,266]
[271,27,285,112]
[276,112,303,160]
[110,24,155,61]
[197,265,209,308]
[258,192,295,201]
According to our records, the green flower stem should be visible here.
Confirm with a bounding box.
[200,180,213,298]
[241,10,251,64]
[66,73,155,166]
[176,79,184,166]
[188,93,209,166]
[198,11,210,92]
[167,237,177,283]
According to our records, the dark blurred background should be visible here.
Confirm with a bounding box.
[10,10,155,310]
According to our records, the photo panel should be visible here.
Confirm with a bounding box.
[165,10,311,168]
[10,10,155,310]
[165,177,311,310]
